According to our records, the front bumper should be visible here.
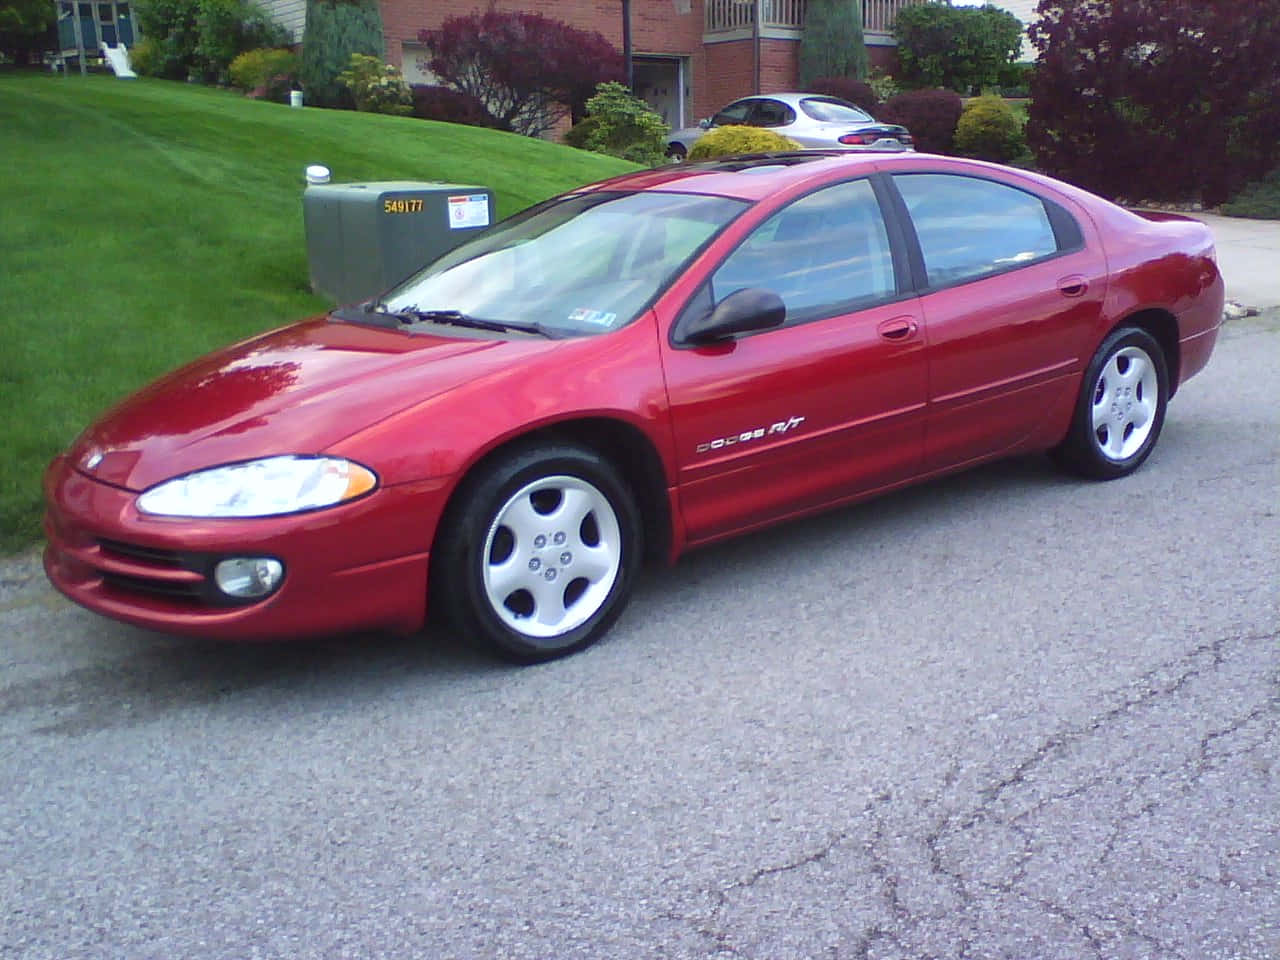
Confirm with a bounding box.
[43,455,450,640]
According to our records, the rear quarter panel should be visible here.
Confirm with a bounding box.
[1087,207,1225,390]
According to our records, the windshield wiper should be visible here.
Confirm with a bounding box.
[371,306,562,339]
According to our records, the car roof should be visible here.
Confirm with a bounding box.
[578,151,1116,216]
[577,152,885,202]
[730,92,851,107]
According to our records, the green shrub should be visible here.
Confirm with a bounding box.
[1221,167,1280,219]
[953,95,1025,164]
[577,81,668,166]
[867,69,899,103]
[228,47,297,99]
[193,0,288,84]
[300,0,384,108]
[894,1,1023,94]
[134,0,200,78]
[128,36,162,76]
[996,61,1033,98]
[687,126,800,161]
[337,53,412,115]
[562,115,601,150]
[134,0,285,82]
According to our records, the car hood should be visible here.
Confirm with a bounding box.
[69,317,556,491]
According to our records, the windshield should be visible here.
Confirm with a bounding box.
[799,97,874,124]
[377,191,748,336]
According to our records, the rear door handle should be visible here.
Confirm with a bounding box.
[877,316,919,341]
[1058,275,1089,297]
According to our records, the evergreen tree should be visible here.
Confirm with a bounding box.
[799,0,868,87]
[300,0,384,108]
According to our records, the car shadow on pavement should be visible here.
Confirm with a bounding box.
[6,614,507,739]
[635,451,1075,594]
[7,453,1078,737]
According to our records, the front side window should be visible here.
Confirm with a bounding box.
[706,178,896,326]
[894,174,1060,288]
[712,100,755,126]
[378,191,747,336]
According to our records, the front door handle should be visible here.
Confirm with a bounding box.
[877,316,919,341]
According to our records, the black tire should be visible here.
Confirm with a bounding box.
[1053,326,1169,480]
[431,443,642,663]
[666,142,687,162]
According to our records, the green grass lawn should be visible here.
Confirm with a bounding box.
[0,73,634,553]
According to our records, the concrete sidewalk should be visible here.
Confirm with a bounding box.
[1189,212,1280,311]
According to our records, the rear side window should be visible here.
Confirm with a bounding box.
[894,174,1061,288]
[799,98,873,124]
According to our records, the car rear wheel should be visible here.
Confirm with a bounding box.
[431,444,642,662]
[666,142,687,162]
[1053,326,1168,480]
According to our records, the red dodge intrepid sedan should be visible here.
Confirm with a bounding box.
[45,152,1224,661]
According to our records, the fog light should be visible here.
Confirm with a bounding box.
[214,557,284,599]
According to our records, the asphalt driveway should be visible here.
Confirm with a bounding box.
[1193,212,1280,310]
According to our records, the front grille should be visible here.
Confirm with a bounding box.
[101,571,207,603]
[91,537,219,605]
[98,538,185,568]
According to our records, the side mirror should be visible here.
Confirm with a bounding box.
[682,288,786,344]
[699,117,712,130]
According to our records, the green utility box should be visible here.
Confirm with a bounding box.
[302,181,495,305]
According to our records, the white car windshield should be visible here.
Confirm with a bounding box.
[378,191,748,336]
[799,98,874,124]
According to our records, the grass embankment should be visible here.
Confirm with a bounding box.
[0,74,634,553]
[1221,168,1280,219]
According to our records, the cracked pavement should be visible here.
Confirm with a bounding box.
[1,313,1277,959]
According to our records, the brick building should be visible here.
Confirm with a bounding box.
[267,0,923,130]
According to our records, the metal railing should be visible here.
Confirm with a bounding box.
[704,0,917,35]
[863,0,907,34]
[704,0,803,32]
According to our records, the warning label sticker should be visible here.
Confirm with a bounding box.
[448,193,491,230]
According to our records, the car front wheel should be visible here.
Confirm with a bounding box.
[432,444,642,662]
[1053,326,1169,480]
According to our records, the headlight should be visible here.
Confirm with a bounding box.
[137,456,377,518]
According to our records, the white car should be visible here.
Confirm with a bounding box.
[666,92,914,159]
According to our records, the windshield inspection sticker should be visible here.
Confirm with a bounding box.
[448,194,490,230]
[568,308,617,327]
